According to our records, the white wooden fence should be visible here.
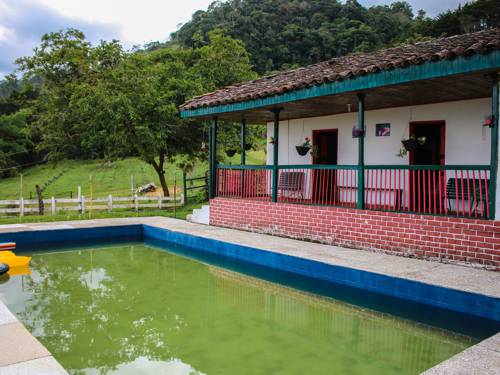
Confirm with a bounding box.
[0,194,184,216]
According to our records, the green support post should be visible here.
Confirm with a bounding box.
[240,118,247,196]
[357,93,366,210]
[271,108,282,202]
[490,74,499,220]
[240,118,246,165]
[209,117,218,200]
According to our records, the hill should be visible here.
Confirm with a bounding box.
[0,151,266,200]
[171,0,500,75]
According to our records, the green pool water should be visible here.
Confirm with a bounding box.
[0,243,475,375]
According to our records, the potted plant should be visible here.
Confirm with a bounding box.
[352,126,364,138]
[397,135,426,157]
[225,148,237,157]
[296,137,312,156]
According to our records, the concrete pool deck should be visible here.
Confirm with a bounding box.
[0,217,498,374]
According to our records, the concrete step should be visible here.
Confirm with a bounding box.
[187,205,210,225]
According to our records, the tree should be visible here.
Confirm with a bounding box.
[0,109,33,176]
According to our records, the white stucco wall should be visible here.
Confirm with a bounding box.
[266,98,496,214]
[267,98,492,166]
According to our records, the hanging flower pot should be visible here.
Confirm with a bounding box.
[296,146,311,156]
[352,126,364,138]
[397,136,427,158]
[225,149,237,157]
[244,143,253,151]
[483,115,493,128]
[401,138,419,151]
[296,137,312,156]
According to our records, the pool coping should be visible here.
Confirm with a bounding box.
[0,302,68,374]
[0,217,498,374]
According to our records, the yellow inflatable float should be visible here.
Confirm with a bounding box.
[0,243,31,275]
[0,251,31,268]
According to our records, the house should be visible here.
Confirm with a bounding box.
[180,28,500,270]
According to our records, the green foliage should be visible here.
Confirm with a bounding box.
[193,29,257,90]
[429,0,500,37]
[171,0,499,74]
[14,28,256,195]
[0,109,34,177]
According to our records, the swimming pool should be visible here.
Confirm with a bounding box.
[0,224,498,374]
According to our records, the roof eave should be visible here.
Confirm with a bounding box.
[180,50,500,119]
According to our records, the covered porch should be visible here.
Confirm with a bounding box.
[195,75,498,220]
[181,29,500,221]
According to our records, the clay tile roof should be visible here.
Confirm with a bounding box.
[181,28,500,111]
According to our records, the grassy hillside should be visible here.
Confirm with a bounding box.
[0,151,266,200]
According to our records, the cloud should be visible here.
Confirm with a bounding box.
[0,0,468,79]
[0,0,122,77]
[358,0,463,16]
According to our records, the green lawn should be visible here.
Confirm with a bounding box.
[0,147,265,225]
[0,157,205,200]
[0,150,266,200]
[225,149,266,165]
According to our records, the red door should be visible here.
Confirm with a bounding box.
[409,121,445,213]
[312,129,338,204]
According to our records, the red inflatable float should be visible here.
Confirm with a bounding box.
[0,243,16,251]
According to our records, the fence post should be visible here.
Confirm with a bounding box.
[204,171,209,201]
[77,186,82,213]
[174,175,177,218]
[183,172,188,205]
[158,195,162,210]
[81,196,85,214]
[134,194,138,212]
[35,184,44,215]
[51,197,56,215]
[19,197,24,217]
[108,195,113,213]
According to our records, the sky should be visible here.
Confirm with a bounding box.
[0,0,464,78]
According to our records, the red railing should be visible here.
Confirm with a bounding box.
[215,165,491,218]
[216,166,272,200]
[365,166,490,218]
[276,166,358,207]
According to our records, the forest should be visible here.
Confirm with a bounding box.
[170,0,500,73]
[0,0,498,194]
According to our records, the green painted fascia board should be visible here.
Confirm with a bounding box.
[180,51,500,119]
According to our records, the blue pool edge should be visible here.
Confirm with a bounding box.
[0,223,498,322]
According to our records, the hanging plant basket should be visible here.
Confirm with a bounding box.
[296,146,311,156]
[401,139,419,151]
[352,127,364,138]
[225,149,237,157]
[244,143,253,151]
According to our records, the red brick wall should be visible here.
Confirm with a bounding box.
[210,198,500,270]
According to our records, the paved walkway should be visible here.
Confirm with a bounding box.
[0,303,67,374]
[0,217,498,374]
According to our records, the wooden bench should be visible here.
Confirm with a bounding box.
[338,185,403,208]
[279,172,305,198]
[446,178,489,215]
